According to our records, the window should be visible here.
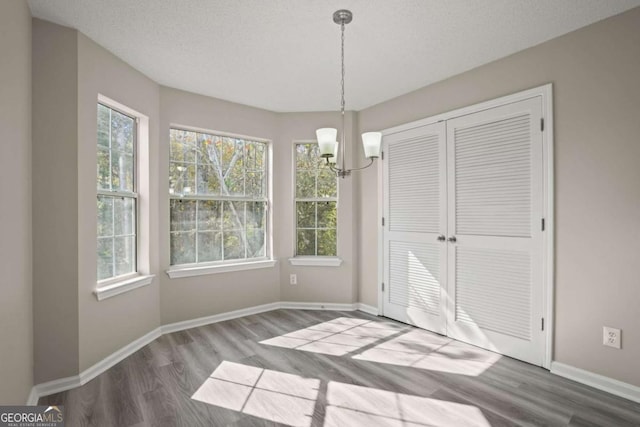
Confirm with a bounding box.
[97,103,137,281]
[295,142,337,256]
[169,129,268,266]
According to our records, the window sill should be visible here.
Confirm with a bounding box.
[288,257,343,267]
[94,274,155,301]
[166,259,278,279]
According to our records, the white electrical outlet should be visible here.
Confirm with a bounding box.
[290,274,297,285]
[603,326,621,349]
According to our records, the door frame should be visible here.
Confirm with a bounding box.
[377,84,554,369]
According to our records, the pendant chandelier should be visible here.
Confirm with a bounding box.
[316,9,382,178]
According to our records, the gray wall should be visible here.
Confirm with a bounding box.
[32,19,163,380]
[357,7,640,387]
[76,32,161,372]
[276,112,359,304]
[0,0,33,404]
[32,19,79,384]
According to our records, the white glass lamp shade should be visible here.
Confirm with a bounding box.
[328,142,338,164]
[362,132,382,158]
[316,128,338,158]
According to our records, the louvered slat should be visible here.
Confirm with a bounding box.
[389,241,441,314]
[389,134,440,233]
[455,114,531,237]
[455,247,531,340]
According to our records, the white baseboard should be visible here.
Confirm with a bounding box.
[26,387,39,405]
[28,327,162,404]
[551,361,640,404]
[161,302,280,335]
[27,300,376,404]
[356,303,379,316]
[80,327,162,385]
[28,374,81,405]
[279,301,358,311]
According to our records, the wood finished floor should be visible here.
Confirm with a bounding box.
[40,309,640,426]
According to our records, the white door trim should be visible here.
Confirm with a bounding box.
[377,83,554,369]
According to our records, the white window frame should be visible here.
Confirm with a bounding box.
[290,140,341,266]
[95,96,154,300]
[166,126,274,278]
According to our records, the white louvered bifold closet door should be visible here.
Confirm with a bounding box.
[446,97,544,366]
[383,122,447,334]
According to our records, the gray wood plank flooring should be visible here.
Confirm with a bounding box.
[39,310,640,426]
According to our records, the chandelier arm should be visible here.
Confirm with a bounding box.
[343,157,375,172]
[325,157,375,175]
[325,158,340,174]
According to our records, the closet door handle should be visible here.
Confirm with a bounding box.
[448,236,457,243]
[437,235,446,242]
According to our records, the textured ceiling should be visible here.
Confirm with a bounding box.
[28,0,640,112]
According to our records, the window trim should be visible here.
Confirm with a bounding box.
[166,259,277,279]
[287,257,343,267]
[94,274,155,301]
[292,140,339,258]
[96,101,140,283]
[95,94,152,301]
[168,125,272,268]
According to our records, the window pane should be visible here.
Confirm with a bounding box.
[97,147,111,190]
[170,200,196,232]
[317,229,337,256]
[246,172,264,197]
[224,230,245,260]
[317,168,337,198]
[169,162,196,195]
[111,109,134,154]
[112,152,134,192]
[198,200,221,231]
[170,129,196,163]
[296,170,315,198]
[97,196,113,237]
[170,232,196,265]
[196,164,221,195]
[296,202,315,228]
[197,135,222,195]
[97,104,110,148]
[296,143,321,170]
[114,235,135,276]
[198,231,222,263]
[297,230,316,256]
[221,138,245,196]
[97,237,113,280]
[223,201,245,231]
[247,228,265,258]
[246,202,266,230]
[245,141,265,171]
[114,197,136,236]
[317,201,337,228]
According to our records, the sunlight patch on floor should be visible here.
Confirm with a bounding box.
[259,317,407,356]
[192,361,490,427]
[353,330,501,376]
[191,361,319,427]
[260,317,501,376]
[325,382,491,427]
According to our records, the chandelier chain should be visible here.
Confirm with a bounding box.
[340,22,345,115]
